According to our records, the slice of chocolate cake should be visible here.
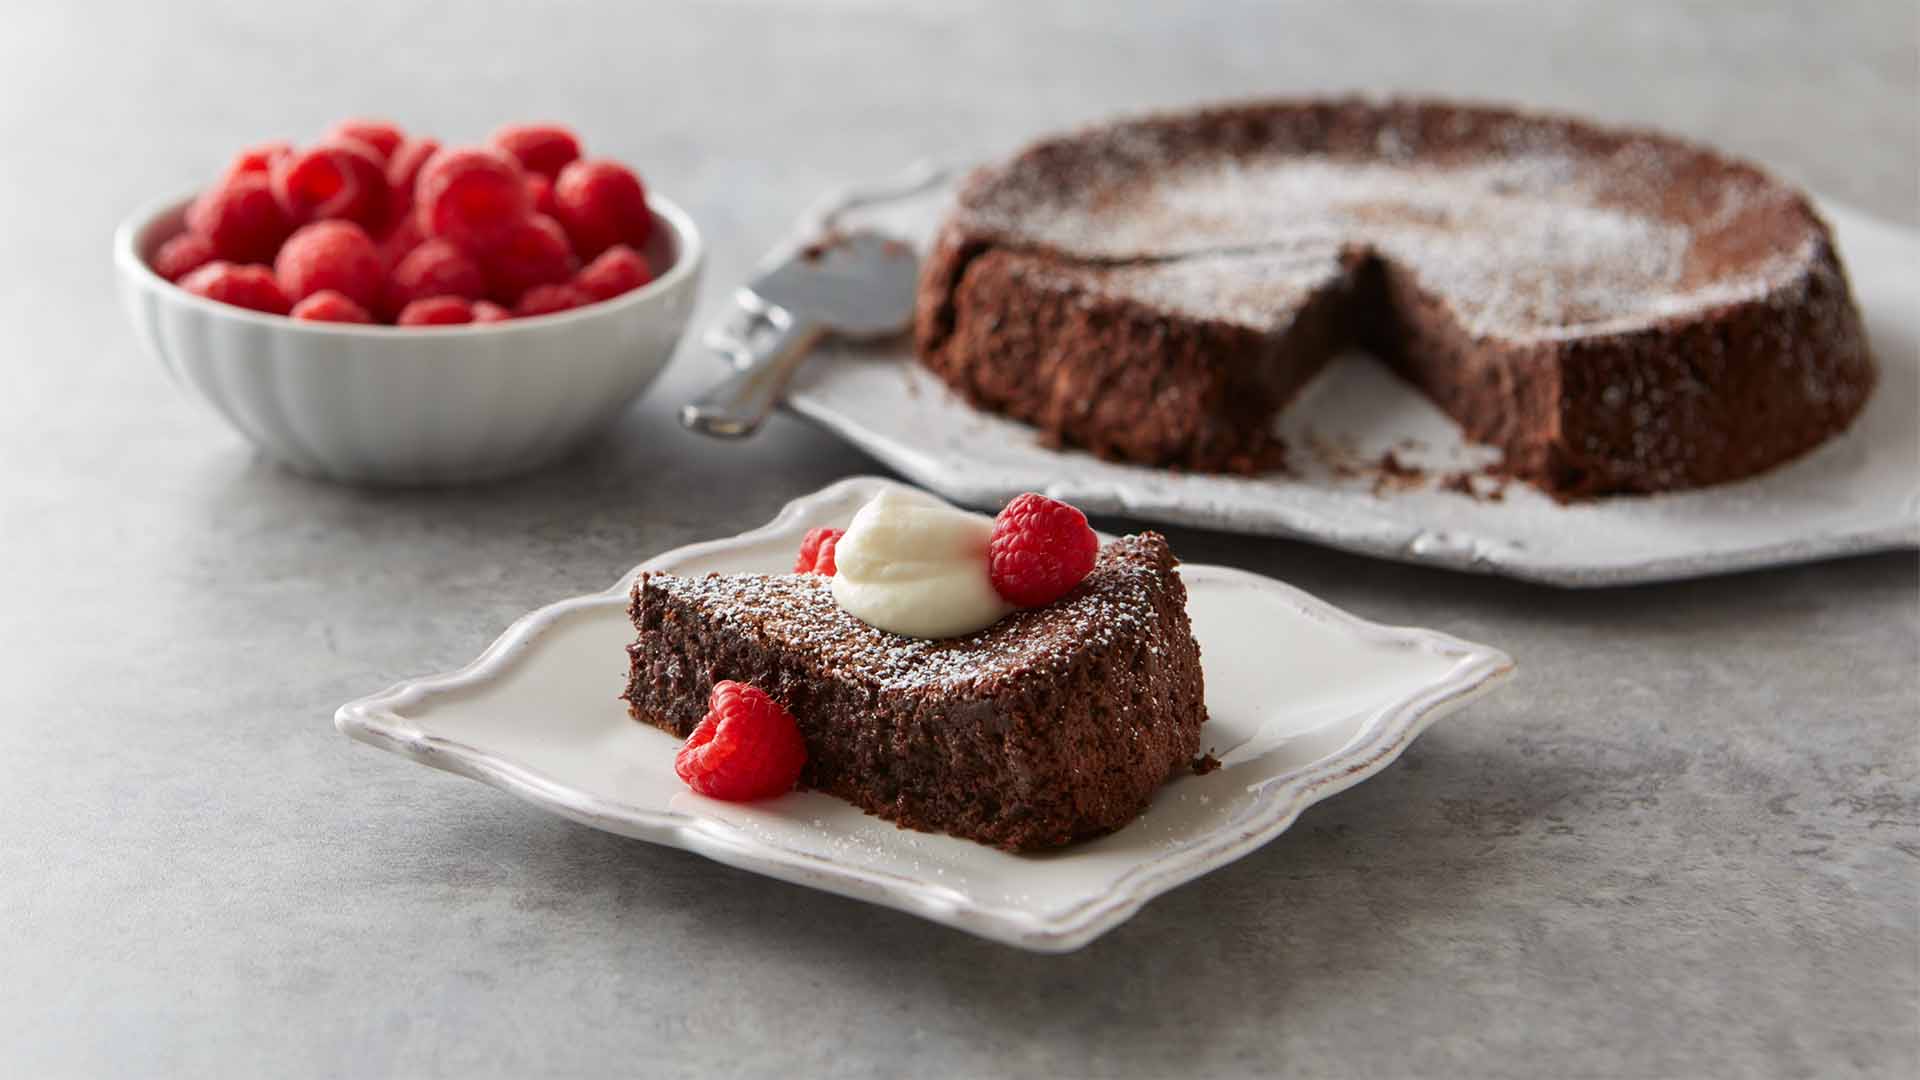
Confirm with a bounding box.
[624,533,1206,851]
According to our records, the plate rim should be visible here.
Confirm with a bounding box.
[778,185,1920,587]
[336,476,1515,951]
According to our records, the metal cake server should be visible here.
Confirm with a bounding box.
[680,230,920,438]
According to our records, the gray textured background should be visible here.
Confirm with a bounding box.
[3,1,1916,1077]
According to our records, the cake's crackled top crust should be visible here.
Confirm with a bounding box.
[643,533,1179,694]
[945,101,1823,343]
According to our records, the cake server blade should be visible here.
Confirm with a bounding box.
[681,230,920,439]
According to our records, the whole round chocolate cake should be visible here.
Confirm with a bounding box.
[915,98,1875,497]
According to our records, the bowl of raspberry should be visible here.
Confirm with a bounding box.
[114,119,703,485]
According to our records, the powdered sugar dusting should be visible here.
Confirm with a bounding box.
[645,535,1178,694]
[955,107,1818,342]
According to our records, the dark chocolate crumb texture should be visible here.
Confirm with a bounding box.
[624,533,1206,851]
[916,97,1875,498]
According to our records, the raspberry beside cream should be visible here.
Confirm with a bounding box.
[830,491,1014,639]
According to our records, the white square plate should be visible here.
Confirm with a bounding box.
[771,172,1918,586]
[337,477,1512,951]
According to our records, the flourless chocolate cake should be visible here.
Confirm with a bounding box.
[624,533,1206,851]
[916,98,1875,497]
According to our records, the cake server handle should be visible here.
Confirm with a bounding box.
[680,311,828,438]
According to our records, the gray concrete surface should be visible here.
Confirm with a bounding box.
[3,2,1916,1076]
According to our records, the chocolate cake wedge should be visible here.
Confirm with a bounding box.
[624,533,1206,851]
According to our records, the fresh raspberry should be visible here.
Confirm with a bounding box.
[290,290,372,323]
[472,300,511,323]
[987,493,1100,607]
[552,159,650,259]
[376,215,426,272]
[489,124,582,179]
[386,239,486,315]
[178,261,292,315]
[384,136,441,220]
[414,147,529,252]
[511,282,586,318]
[794,527,844,575]
[271,139,390,230]
[324,118,405,162]
[274,220,384,310]
[575,244,652,301]
[152,232,216,282]
[673,681,807,802]
[525,173,557,217]
[396,296,475,326]
[484,214,577,304]
[223,140,293,181]
[185,174,293,264]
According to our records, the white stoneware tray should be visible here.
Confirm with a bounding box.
[769,174,1919,586]
[336,477,1513,952]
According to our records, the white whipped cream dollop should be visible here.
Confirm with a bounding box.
[830,490,1014,639]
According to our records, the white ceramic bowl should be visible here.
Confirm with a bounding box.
[114,194,703,485]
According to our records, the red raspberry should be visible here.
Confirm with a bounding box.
[414,147,528,253]
[396,296,475,326]
[274,220,384,311]
[484,214,577,304]
[472,300,511,323]
[512,282,586,318]
[673,681,807,802]
[525,173,557,217]
[552,159,650,259]
[179,261,292,316]
[223,140,293,181]
[794,527,844,575]
[185,174,293,264]
[387,239,486,315]
[490,124,582,179]
[271,139,389,230]
[152,232,216,282]
[576,244,653,301]
[384,137,441,220]
[987,493,1100,608]
[376,215,426,272]
[290,290,372,323]
[324,118,405,162]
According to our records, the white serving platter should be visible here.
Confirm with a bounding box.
[769,174,1918,586]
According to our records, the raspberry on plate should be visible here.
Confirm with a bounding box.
[152,233,216,282]
[489,124,582,180]
[325,118,405,162]
[471,300,511,323]
[185,174,293,264]
[794,527,844,575]
[987,492,1100,607]
[484,214,577,304]
[387,239,486,315]
[290,290,373,323]
[552,159,650,259]
[673,681,807,802]
[395,296,475,326]
[511,282,586,318]
[222,140,293,182]
[414,147,529,253]
[576,244,652,301]
[274,220,385,311]
[271,139,390,230]
[179,261,292,315]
